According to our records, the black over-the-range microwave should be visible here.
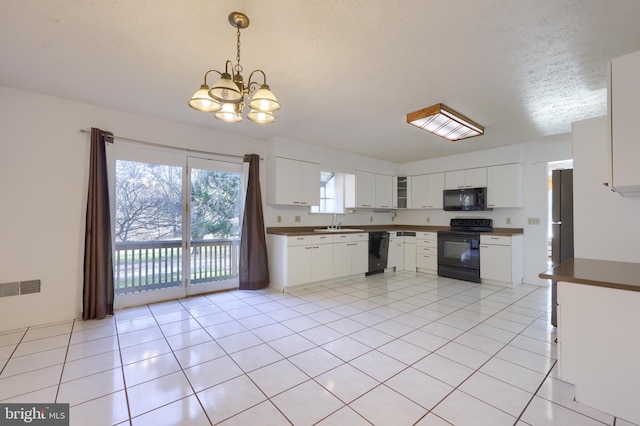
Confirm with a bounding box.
[443,187,490,211]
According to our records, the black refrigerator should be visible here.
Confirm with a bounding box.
[550,169,574,327]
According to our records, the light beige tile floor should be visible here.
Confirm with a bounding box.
[0,271,636,425]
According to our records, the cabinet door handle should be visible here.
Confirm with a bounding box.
[480,245,488,248]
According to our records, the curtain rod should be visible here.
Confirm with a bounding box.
[79,129,263,160]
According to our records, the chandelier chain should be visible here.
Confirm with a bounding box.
[235,27,243,75]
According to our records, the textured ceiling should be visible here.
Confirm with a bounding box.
[1,0,640,163]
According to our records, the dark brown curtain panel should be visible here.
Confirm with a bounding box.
[239,154,269,290]
[82,128,115,319]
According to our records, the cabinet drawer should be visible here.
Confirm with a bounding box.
[480,235,512,246]
[417,238,437,248]
[312,234,334,245]
[417,254,437,270]
[417,232,437,239]
[351,233,369,242]
[332,233,352,243]
[288,236,313,246]
[417,246,437,255]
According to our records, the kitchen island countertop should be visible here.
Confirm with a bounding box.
[539,257,640,293]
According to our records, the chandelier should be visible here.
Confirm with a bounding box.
[188,12,280,124]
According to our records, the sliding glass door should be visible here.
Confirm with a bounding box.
[110,148,243,308]
[187,157,243,295]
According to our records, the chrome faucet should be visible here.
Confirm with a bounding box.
[330,214,337,229]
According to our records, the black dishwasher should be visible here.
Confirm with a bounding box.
[367,231,389,275]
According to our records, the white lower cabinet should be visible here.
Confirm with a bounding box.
[416,232,437,273]
[387,232,405,271]
[268,233,368,290]
[404,235,416,272]
[350,237,369,275]
[311,236,333,282]
[332,236,352,278]
[284,236,313,286]
[479,234,523,286]
[332,233,368,278]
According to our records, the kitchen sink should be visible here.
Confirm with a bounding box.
[314,228,365,232]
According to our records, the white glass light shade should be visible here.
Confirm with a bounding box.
[247,109,275,124]
[188,85,222,112]
[248,85,281,112]
[209,74,243,102]
[214,102,243,123]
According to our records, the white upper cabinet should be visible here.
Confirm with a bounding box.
[346,171,393,209]
[352,171,376,208]
[375,174,393,208]
[410,173,444,209]
[487,164,523,208]
[425,172,444,209]
[410,174,428,209]
[445,167,487,189]
[609,49,640,196]
[268,157,321,206]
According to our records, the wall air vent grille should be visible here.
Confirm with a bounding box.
[0,280,41,297]
[0,282,20,297]
[20,280,42,295]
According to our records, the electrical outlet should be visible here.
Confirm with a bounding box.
[370,216,373,222]
[506,217,511,225]
[527,217,541,225]
[426,216,430,223]
[295,216,301,223]
[277,215,282,223]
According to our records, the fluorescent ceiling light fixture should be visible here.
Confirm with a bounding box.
[188,12,280,124]
[407,103,484,141]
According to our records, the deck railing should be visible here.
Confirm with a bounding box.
[114,239,239,295]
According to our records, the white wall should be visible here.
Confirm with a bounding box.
[572,117,640,262]
[396,137,572,285]
[0,86,267,331]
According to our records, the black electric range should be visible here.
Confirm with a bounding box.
[437,218,493,283]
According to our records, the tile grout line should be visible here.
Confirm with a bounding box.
[114,312,135,426]
[0,327,28,378]
[53,320,76,404]
[514,358,557,424]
